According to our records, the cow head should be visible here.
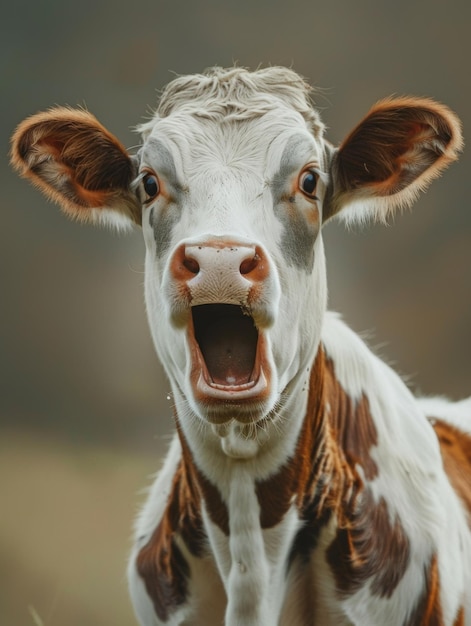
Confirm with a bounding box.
[11,67,462,439]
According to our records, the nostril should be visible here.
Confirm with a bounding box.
[240,254,260,275]
[183,257,200,275]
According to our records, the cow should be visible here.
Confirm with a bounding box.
[11,66,471,625]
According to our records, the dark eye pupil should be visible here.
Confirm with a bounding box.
[143,174,159,199]
[301,171,317,196]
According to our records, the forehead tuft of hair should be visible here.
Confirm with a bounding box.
[139,66,324,136]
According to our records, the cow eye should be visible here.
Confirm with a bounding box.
[142,172,160,203]
[299,169,319,199]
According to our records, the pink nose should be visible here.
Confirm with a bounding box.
[170,240,269,307]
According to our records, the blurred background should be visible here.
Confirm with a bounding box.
[1,0,470,624]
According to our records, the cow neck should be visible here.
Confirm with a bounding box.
[172,345,372,538]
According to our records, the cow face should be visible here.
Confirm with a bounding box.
[136,101,330,427]
[11,67,462,431]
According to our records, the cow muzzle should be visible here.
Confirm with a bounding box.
[166,238,280,422]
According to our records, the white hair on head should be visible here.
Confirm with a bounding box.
[138,66,325,137]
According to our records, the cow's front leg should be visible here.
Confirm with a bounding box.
[218,465,296,626]
[225,496,272,626]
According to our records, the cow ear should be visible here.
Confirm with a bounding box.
[10,107,141,229]
[324,97,463,224]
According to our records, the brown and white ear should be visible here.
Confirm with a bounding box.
[10,107,141,229]
[324,97,463,224]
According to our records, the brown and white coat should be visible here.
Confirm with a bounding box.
[11,67,471,625]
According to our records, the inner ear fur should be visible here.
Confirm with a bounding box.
[11,107,141,225]
[326,97,463,222]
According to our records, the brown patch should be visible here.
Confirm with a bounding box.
[258,347,379,564]
[10,107,141,224]
[256,349,335,532]
[255,455,305,530]
[188,467,230,538]
[177,422,230,536]
[327,490,410,598]
[271,348,409,596]
[404,555,443,626]
[432,419,471,525]
[323,351,410,598]
[136,435,207,621]
[327,391,379,481]
[195,470,230,535]
[307,350,380,489]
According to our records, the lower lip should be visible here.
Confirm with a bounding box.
[196,367,268,401]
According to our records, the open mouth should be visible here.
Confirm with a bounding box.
[188,304,270,413]
[192,304,258,387]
